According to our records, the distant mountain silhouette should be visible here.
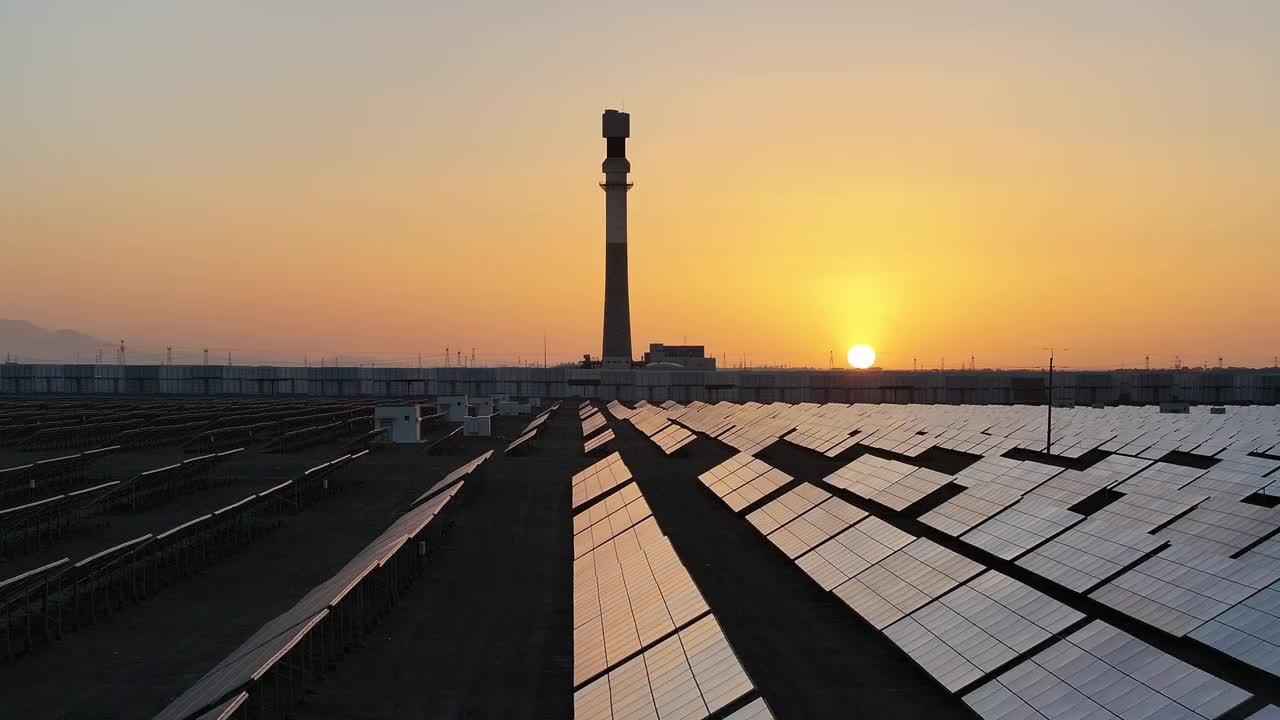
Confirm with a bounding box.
[0,319,110,363]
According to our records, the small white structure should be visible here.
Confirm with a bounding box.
[463,414,492,437]
[471,397,495,417]
[499,401,531,416]
[374,405,421,444]
[437,395,468,422]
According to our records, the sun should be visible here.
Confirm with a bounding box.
[847,344,876,369]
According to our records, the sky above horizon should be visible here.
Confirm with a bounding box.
[3,2,1278,369]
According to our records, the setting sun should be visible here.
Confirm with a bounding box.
[847,344,876,369]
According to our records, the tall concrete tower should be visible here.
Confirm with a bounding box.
[600,109,633,369]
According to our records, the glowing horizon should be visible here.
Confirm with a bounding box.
[3,3,1278,370]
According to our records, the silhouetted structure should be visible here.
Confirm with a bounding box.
[643,343,717,370]
[600,109,633,369]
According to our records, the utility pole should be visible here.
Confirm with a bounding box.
[166,346,173,365]
[1145,355,1150,371]
[971,353,975,371]
[1047,351,1054,452]
[1044,347,1068,453]
[119,340,126,365]
[543,332,548,368]
[227,351,232,366]
[445,346,449,367]
[203,348,209,366]
[471,347,476,366]
[829,350,833,369]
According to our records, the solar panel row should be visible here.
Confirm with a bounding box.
[963,620,1249,720]
[675,399,1280,710]
[153,479,466,720]
[573,516,710,686]
[575,615,763,720]
[572,453,634,510]
[412,450,493,507]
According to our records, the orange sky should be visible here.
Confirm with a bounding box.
[3,3,1278,369]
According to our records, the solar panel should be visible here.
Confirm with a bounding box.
[722,697,775,720]
[192,690,249,720]
[1089,543,1280,637]
[699,455,792,513]
[651,424,695,455]
[583,412,608,437]
[573,517,709,686]
[583,428,615,455]
[963,621,1249,720]
[920,483,1024,537]
[885,570,1084,692]
[745,484,832,535]
[1246,707,1280,720]
[505,429,538,455]
[575,482,642,533]
[1088,488,1204,533]
[572,453,634,509]
[411,450,492,506]
[572,615,757,720]
[574,492,652,559]
[630,409,671,438]
[1113,461,1207,496]
[155,477,465,720]
[1156,497,1280,556]
[833,538,984,629]
[1015,517,1166,593]
[962,497,1084,561]
[605,400,636,420]
[1188,583,1280,678]
[1246,534,1280,562]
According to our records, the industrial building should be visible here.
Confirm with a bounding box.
[643,343,717,371]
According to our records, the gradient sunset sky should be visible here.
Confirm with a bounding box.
[3,2,1278,369]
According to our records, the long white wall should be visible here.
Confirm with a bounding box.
[2,364,1278,405]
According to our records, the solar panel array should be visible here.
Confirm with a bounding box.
[154,476,467,720]
[964,621,1249,720]
[669,399,1280,716]
[572,473,770,719]
[1090,542,1280,637]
